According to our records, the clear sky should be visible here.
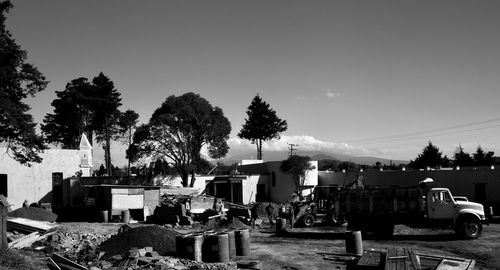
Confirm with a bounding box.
[5,0,500,165]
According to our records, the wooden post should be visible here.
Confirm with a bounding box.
[0,206,6,248]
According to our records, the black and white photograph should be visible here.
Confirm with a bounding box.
[1,1,499,269]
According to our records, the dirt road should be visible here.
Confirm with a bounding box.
[246,223,500,270]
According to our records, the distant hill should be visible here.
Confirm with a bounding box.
[221,150,408,166]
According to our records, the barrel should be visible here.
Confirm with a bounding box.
[224,229,236,259]
[121,210,130,223]
[276,218,287,235]
[98,210,108,223]
[175,234,191,258]
[234,228,250,256]
[202,232,229,263]
[185,234,204,261]
[345,230,363,256]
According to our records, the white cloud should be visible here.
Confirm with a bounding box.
[325,88,341,99]
[227,135,370,156]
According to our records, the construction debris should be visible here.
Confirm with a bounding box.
[98,225,180,259]
[353,248,476,270]
[7,217,59,234]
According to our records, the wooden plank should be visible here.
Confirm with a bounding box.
[7,217,58,233]
[357,250,384,270]
[435,258,475,270]
[47,257,61,270]
[385,247,408,270]
[0,195,11,211]
[0,206,7,247]
[8,232,38,248]
[51,253,87,270]
[10,231,56,249]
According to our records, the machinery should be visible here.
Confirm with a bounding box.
[292,178,487,239]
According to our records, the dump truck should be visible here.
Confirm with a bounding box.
[292,178,487,239]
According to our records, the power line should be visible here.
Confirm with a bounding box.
[353,123,500,145]
[342,117,500,144]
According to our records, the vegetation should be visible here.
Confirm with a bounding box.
[91,73,123,176]
[118,109,140,176]
[238,95,287,160]
[0,0,48,165]
[42,73,123,175]
[408,141,450,169]
[280,155,315,198]
[42,78,93,148]
[453,145,474,167]
[472,146,494,166]
[128,92,231,187]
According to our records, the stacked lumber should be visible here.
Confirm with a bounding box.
[7,217,58,234]
[8,231,55,249]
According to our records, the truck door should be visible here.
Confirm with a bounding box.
[427,190,454,219]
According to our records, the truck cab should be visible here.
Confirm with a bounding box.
[426,188,486,238]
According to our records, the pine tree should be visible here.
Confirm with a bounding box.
[0,1,48,165]
[238,95,288,160]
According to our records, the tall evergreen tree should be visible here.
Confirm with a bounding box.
[0,1,48,165]
[238,95,288,160]
[91,72,122,176]
[409,141,448,169]
[42,78,94,148]
[473,146,494,166]
[452,145,474,167]
[118,109,139,176]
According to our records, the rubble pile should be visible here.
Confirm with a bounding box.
[98,225,180,259]
[203,217,250,231]
[8,207,58,222]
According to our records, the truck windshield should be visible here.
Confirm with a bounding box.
[431,190,453,203]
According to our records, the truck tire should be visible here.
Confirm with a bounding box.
[301,214,315,227]
[459,218,482,239]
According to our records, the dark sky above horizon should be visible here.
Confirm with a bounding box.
[6,0,500,165]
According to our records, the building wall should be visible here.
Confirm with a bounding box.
[0,149,83,209]
[238,160,319,203]
[318,167,500,209]
[242,175,261,204]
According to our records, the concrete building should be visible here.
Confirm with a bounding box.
[0,134,92,209]
[237,159,318,203]
[163,159,318,204]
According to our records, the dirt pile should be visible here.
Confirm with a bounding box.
[98,225,180,258]
[8,207,58,222]
[203,216,250,231]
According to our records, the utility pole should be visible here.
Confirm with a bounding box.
[288,143,299,156]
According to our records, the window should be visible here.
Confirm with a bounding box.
[271,172,276,187]
[0,174,7,197]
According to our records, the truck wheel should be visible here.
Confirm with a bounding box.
[301,214,315,227]
[461,219,482,239]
